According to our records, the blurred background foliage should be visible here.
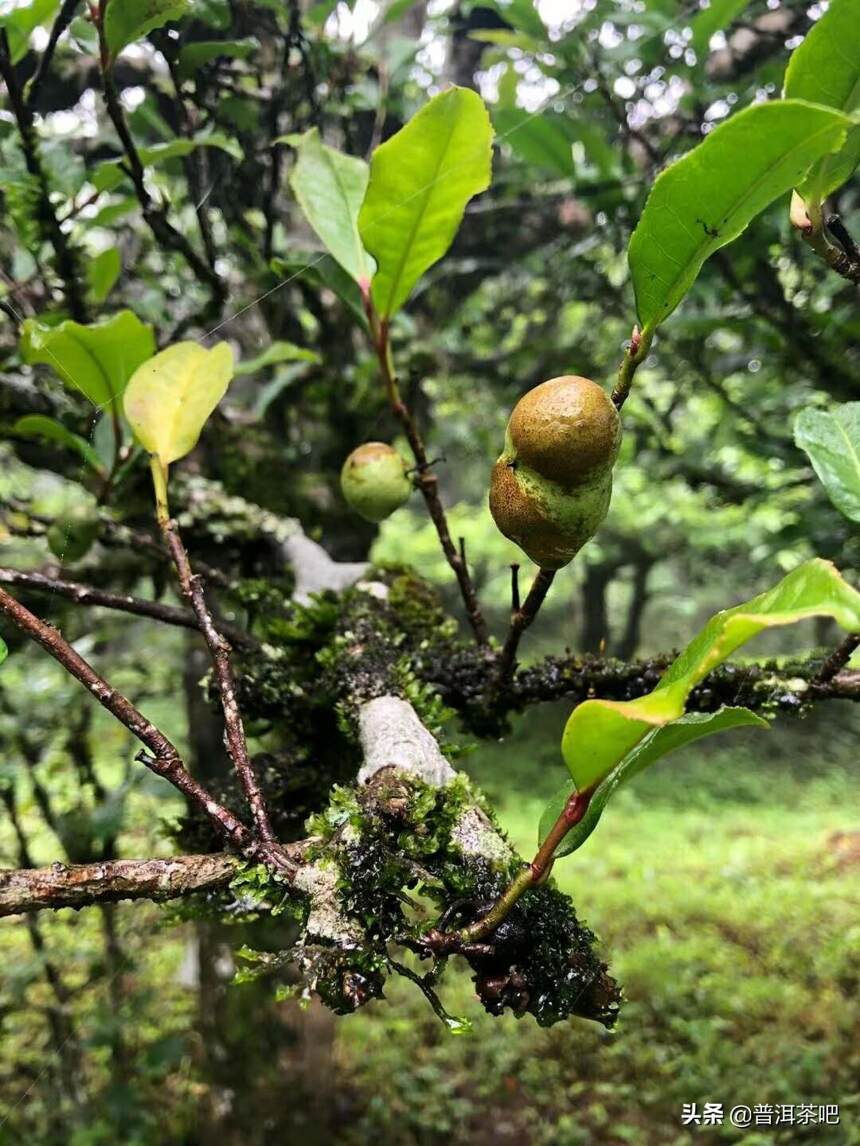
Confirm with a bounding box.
[0,0,858,1141]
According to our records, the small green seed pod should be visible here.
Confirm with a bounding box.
[47,504,100,564]
[341,442,411,523]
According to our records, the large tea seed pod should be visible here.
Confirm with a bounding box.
[489,376,621,569]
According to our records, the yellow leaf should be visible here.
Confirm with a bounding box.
[123,342,234,467]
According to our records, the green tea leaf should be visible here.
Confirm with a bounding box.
[288,128,373,284]
[628,101,850,334]
[0,638,7,668]
[562,559,860,791]
[783,0,860,205]
[359,87,493,318]
[794,403,860,523]
[123,341,234,467]
[104,0,190,58]
[13,415,106,474]
[689,0,749,56]
[20,311,156,409]
[175,38,256,82]
[91,134,240,193]
[543,708,767,859]
[86,247,121,303]
[234,341,321,376]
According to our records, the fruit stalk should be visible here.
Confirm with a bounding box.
[493,567,556,691]
[458,786,594,944]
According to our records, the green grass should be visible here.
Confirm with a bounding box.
[333,707,860,1146]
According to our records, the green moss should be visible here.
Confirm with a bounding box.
[385,568,458,644]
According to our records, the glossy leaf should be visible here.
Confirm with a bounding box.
[794,403,860,523]
[689,0,749,56]
[20,311,156,409]
[234,341,321,376]
[288,128,373,284]
[359,87,493,318]
[104,0,190,58]
[628,101,850,334]
[543,707,767,858]
[13,415,105,474]
[562,559,860,791]
[783,0,860,205]
[86,247,121,302]
[92,134,240,193]
[175,38,256,82]
[123,341,234,467]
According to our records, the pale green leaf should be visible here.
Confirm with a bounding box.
[13,414,105,474]
[91,134,240,193]
[123,341,234,467]
[175,38,256,82]
[0,638,7,667]
[359,87,493,318]
[628,100,850,334]
[562,559,860,791]
[20,311,156,409]
[783,0,860,204]
[544,707,767,858]
[86,247,121,303]
[689,0,749,56]
[235,341,321,376]
[794,403,860,524]
[288,129,373,284]
[104,0,190,58]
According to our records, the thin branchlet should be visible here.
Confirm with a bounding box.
[363,293,490,646]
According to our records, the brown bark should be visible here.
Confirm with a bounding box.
[0,854,239,917]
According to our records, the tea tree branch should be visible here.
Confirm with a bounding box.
[493,567,556,690]
[152,465,277,845]
[0,566,257,649]
[459,787,594,944]
[0,853,241,917]
[364,296,489,646]
[0,585,280,864]
[814,632,860,684]
[26,0,81,107]
[612,325,653,409]
[791,195,860,286]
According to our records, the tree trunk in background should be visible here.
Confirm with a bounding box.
[614,558,653,661]
[580,562,615,653]
[446,4,508,90]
